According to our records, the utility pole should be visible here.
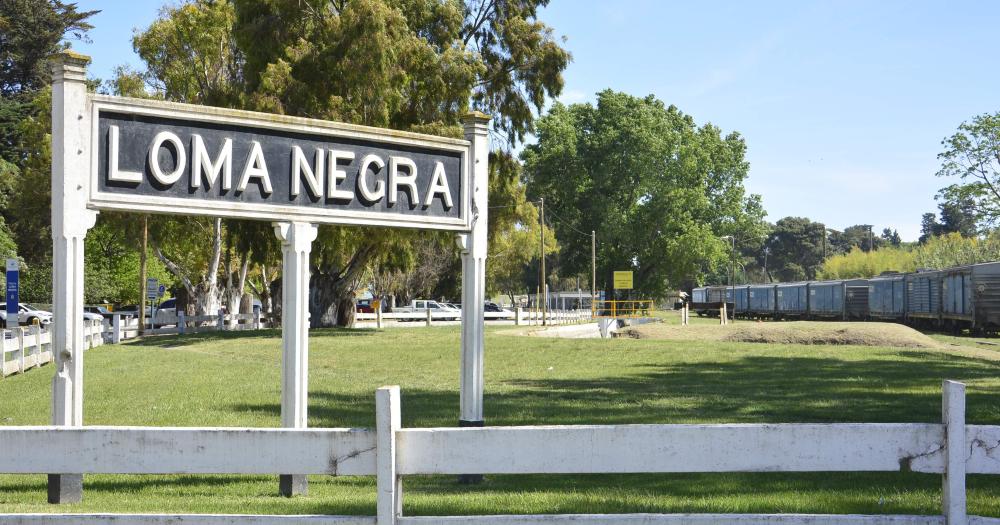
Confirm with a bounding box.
[591,230,596,315]
[539,198,546,326]
[138,215,148,335]
[763,247,769,283]
[821,223,826,260]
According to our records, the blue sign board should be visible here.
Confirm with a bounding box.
[6,259,18,329]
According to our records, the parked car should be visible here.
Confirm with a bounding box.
[82,310,104,322]
[392,300,459,321]
[153,298,177,324]
[356,300,375,313]
[0,303,53,326]
[84,305,115,319]
[484,301,504,312]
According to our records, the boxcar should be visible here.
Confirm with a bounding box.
[690,286,730,317]
[726,286,750,317]
[706,286,728,303]
[807,280,869,320]
[775,282,809,318]
[905,270,942,323]
[868,274,906,321]
[748,284,776,319]
[940,262,1000,332]
[845,279,870,319]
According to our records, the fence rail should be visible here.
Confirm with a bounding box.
[0,381,994,524]
[0,320,103,377]
[355,308,593,328]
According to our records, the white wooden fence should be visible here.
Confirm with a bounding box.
[355,308,592,328]
[1,381,997,524]
[103,312,273,343]
[0,320,104,378]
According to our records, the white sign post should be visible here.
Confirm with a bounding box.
[47,50,488,502]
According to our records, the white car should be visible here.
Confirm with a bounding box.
[0,303,53,326]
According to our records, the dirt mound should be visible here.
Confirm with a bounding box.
[630,321,941,348]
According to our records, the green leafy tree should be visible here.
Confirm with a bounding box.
[0,1,96,267]
[0,0,96,160]
[522,90,766,298]
[130,0,569,326]
[765,217,825,281]
[880,228,901,247]
[935,111,1000,227]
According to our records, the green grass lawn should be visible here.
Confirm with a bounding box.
[2,320,1000,517]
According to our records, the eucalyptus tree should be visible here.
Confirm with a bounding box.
[522,90,766,298]
[130,0,569,325]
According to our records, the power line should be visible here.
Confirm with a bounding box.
[543,207,592,238]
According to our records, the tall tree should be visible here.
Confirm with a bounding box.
[765,217,825,281]
[130,0,569,326]
[880,227,902,247]
[935,111,1000,227]
[919,212,940,244]
[522,90,766,298]
[0,0,96,269]
[938,198,978,237]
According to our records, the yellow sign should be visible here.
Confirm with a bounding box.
[613,271,633,289]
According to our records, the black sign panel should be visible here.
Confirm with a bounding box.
[89,99,469,230]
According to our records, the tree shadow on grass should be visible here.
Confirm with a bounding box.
[229,350,1000,429]
[121,327,377,348]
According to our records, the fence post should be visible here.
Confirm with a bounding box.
[111,315,120,344]
[178,311,186,335]
[376,385,402,525]
[254,310,262,330]
[515,306,522,326]
[17,327,25,373]
[943,380,967,525]
[425,307,432,327]
[376,308,382,329]
[33,323,41,362]
[217,309,225,331]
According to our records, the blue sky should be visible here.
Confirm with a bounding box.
[72,1,1000,240]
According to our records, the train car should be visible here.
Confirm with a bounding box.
[845,279,870,319]
[868,273,906,321]
[748,284,777,319]
[690,286,730,317]
[807,279,869,320]
[725,286,750,318]
[706,286,728,303]
[775,282,809,318]
[940,262,1000,332]
[905,269,942,325]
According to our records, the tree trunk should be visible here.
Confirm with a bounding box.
[308,245,376,328]
[309,271,354,327]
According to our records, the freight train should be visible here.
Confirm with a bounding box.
[691,261,1000,334]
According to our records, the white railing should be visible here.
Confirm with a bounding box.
[1,381,996,524]
[103,312,273,343]
[0,320,104,378]
[355,308,593,328]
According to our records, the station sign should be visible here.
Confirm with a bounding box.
[146,277,159,301]
[613,271,633,290]
[5,259,18,329]
[89,96,471,231]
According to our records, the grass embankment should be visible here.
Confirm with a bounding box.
[2,319,1000,516]
[630,320,941,348]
